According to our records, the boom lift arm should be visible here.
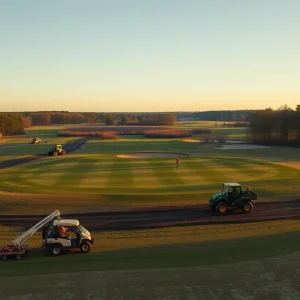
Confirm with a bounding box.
[12,210,61,246]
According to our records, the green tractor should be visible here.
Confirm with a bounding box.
[48,145,66,156]
[209,183,257,214]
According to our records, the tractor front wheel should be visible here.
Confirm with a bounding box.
[53,151,58,157]
[242,201,253,213]
[216,202,228,214]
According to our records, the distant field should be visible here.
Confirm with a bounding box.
[0,123,300,212]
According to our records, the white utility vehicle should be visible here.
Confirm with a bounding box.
[42,217,94,256]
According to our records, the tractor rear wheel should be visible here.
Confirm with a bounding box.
[242,201,253,213]
[216,202,228,214]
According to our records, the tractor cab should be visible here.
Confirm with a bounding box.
[222,183,241,202]
[209,183,257,214]
[54,145,62,151]
[42,219,94,256]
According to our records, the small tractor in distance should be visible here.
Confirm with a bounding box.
[209,183,257,214]
[31,137,42,144]
[48,144,66,156]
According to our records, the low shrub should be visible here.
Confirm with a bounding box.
[223,122,250,127]
[57,130,118,139]
[191,128,212,134]
[100,132,118,139]
[144,129,192,138]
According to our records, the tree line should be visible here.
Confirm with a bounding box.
[22,112,176,126]
[101,113,176,125]
[249,105,300,146]
[0,113,25,136]
[22,112,98,126]
[177,110,257,121]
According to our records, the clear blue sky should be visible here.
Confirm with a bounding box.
[1,0,299,112]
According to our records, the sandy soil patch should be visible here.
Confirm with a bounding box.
[117,152,188,158]
[183,139,203,143]
[218,144,270,150]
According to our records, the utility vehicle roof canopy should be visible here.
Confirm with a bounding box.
[223,183,241,187]
[53,219,79,226]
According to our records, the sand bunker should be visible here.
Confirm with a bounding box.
[117,152,188,158]
[183,139,246,144]
[218,144,270,150]
[183,139,203,143]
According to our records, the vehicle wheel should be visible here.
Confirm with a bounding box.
[62,150,66,155]
[216,202,228,214]
[51,244,63,256]
[53,152,57,157]
[16,254,22,260]
[242,201,253,213]
[2,255,8,260]
[80,242,91,254]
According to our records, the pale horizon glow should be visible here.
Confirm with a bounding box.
[1,0,300,112]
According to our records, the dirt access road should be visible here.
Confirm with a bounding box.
[0,138,88,170]
[1,200,300,231]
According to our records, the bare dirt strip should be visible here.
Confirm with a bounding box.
[0,200,300,231]
[0,138,88,170]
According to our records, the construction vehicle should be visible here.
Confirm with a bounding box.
[31,137,42,144]
[48,144,66,156]
[0,210,94,260]
[209,183,258,214]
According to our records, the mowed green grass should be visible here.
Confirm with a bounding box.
[1,222,300,299]
[2,250,300,300]
[1,219,300,276]
[1,140,300,203]
[1,126,300,213]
